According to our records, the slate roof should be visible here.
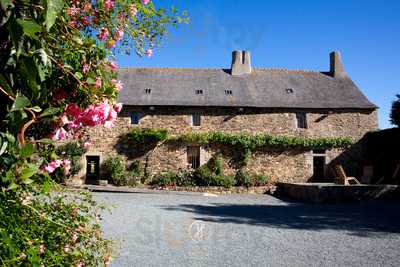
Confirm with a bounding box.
[118,68,377,109]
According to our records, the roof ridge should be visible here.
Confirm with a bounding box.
[119,67,322,73]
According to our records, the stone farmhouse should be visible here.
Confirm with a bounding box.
[82,50,378,184]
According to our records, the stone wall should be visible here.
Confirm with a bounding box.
[78,107,378,184]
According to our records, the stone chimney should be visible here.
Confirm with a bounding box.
[231,50,251,75]
[329,51,347,78]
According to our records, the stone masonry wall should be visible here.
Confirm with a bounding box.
[80,107,378,184]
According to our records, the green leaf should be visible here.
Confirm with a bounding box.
[11,93,31,111]
[16,19,42,39]
[7,182,18,191]
[45,0,64,31]
[0,139,7,155]
[31,106,42,112]
[40,107,60,117]
[20,163,38,180]
[23,178,34,185]
[20,143,33,159]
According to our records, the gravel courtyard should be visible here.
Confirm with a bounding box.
[96,191,400,267]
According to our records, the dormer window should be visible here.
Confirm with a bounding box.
[145,88,152,94]
[296,113,307,129]
[225,90,233,95]
[195,89,203,95]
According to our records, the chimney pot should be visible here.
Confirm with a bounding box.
[231,50,251,75]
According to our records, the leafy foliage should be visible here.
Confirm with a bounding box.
[390,94,400,127]
[0,0,186,265]
[103,155,128,186]
[56,141,87,176]
[172,132,354,150]
[129,128,168,143]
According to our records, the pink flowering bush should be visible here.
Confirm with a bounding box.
[0,0,187,266]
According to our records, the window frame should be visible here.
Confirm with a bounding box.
[187,146,200,169]
[296,112,308,129]
[130,112,141,125]
[191,114,201,126]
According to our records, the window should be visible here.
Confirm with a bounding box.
[195,89,203,95]
[145,88,151,94]
[296,113,307,129]
[224,89,233,95]
[130,112,141,124]
[191,114,201,126]
[187,146,200,169]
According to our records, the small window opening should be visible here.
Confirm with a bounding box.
[187,146,200,169]
[145,88,152,94]
[296,113,307,129]
[286,88,294,94]
[225,90,233,95]
[130,112,141,124]
[195,89,203,95]
[191,114,201,126]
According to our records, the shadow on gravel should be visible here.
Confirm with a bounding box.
[162,200,400,237]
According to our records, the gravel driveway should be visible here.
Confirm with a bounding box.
[96,191,400,267]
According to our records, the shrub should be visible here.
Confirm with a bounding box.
[253,174,269,186]
[175,170,196,186]
[207,153,222,176]
[215,175,235,188]
[150,171,176,187]
[56,141,87,177]
[129,128,168,143]
[193,165,215,186]
[235,169,252,187]
[103,156,128,186]
[128,160,144,178]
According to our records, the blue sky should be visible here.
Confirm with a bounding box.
[117,0,400,129]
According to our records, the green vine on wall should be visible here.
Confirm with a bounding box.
[127,128,354,166]
[169,131,354,150]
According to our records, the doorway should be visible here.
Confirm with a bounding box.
[86,155,100,181]
[312,156,325,182]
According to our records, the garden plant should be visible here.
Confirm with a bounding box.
[0,0,186,266]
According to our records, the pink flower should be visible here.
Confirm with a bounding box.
[68,20,77,28]
[83,141,91,149]
[129,5,138,17]
[61,115,69,125]
[95,77,102,88]
[39,244,45,255]
[64,245,71,253]
[63,159,71,176]
[52,128,67,141]
[142,0,150,5]
[145,48,153,57]
[83,64,90,74]
[115,28,124,40]
[97,27,109,41]
[65,103,81,118]
[67,6,81,16]
[72,233,79,243]
[109,62,118,72]
[104,121,114,128]
[83,3,92,12]
[111,79,124,91]
[76,261,84,267]
[114,103,123,113]
[104,0,114,10]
